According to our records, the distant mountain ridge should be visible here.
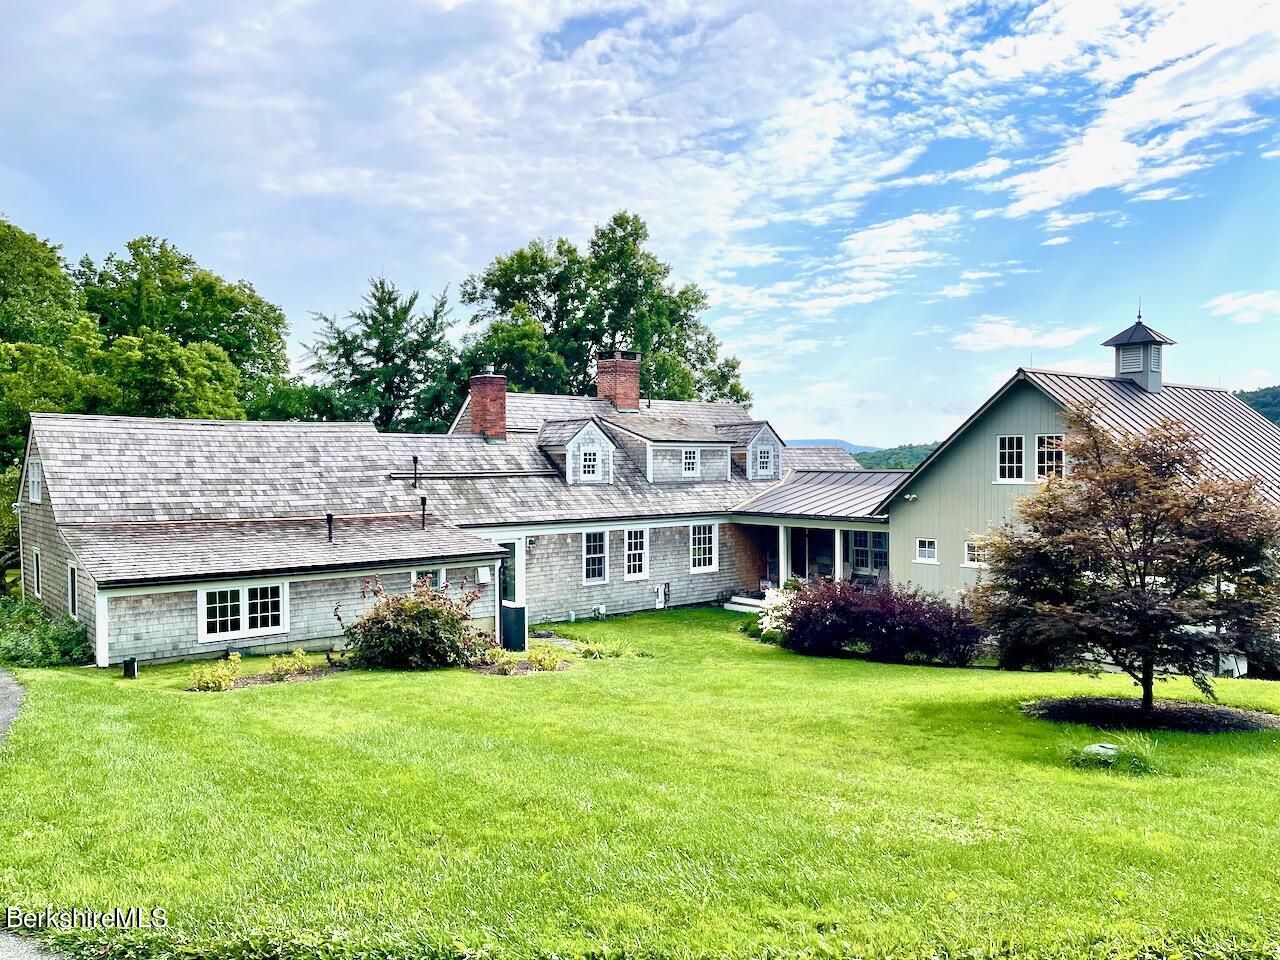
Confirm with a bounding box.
[789,438,879,454]
[790,438,938,470]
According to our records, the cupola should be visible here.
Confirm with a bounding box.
[1101,317,1175,393]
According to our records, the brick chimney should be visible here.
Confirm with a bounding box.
[468,368,507,442]
[596,351,641,412]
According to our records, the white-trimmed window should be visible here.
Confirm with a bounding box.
[963,541,987,568]
[27,459,42,503]
[915,538,938,564]
[67,563,78,620]
[583,531,608,584]
[690,523,718,572]
[1120,345,1142,372]
[624,528,648,580]
[997,435,1024,481]
[414,569,445,589]
[756,446,773,477]
[682,448,700,477]
[31,547,41,597]
[198,582,289,643]
[1036,434,1064,480]
[580,449,599,479]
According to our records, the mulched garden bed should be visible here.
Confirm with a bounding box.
[469,658,571,677]
[1025,695,1280,733]
[187,666,345,692]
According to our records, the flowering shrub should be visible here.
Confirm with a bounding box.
[775,579,982,666]
[757,589,795,637]
[337,575,491,670]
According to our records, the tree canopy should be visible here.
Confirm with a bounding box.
[461,211,749,406]
[972,404,1280,710]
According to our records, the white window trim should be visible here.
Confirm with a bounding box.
[962,541,987,569]
[681,447,701,478]
[582,530,609,586]
[580,448,599,480]
[66,562,79,620]
[755,446,773,478]
[31,547,42,598]
[27,459,43,504]
[623,527,649,581]
[196,580,290,644]
[1035,433,1065,481]
[412,568,447,589]
[996,434,1025,483]
[913,538,939,565]
[689,522,719,574]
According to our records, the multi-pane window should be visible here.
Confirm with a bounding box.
[205,589,242,636]
[67,565,78,619]
[682,448,700,477]
[625,529,647,579]
[32,548,41,597]
[964,541,986,567]
[247,584,283,631]
[201,583,287,641]
[415,569,444,589]
[690,523,717,571]
[27,459,42,503]
[583,531,607,583]
[915,538,938,562]
[853,530,871,570]
[1036,434,1064,479]
[580,449,598,479]
[997,435,1024,481]
[756,447,773,476]
[871,532,889,571]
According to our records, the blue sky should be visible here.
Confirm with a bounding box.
[2,0,1279,446]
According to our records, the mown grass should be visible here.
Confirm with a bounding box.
[3,608,1280,959]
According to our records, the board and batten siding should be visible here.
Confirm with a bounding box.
[523,522,762,623]
[18,437,98,644]
[103,562,496,664]
[887,381,1065,594]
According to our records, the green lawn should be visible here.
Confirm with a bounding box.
[3,609,1280,959]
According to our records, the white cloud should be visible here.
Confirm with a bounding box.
[936,282,977,298]
[1204,290,1280,324]
[1041,236,1072,246]
[951,316,1100,352]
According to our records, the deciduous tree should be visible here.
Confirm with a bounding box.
[971,404,1280,711]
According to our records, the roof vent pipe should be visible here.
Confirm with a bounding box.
[420,496,427,530]
[412,455,419,488]
[326,512,334,542]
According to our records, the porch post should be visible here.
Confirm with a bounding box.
[778,524,788,583]
[833,529,843,582]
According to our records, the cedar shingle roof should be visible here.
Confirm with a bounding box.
[536,418,596,448]
[783,447,863,471]
[62,515,505,588]
[713,421,769,445]
[600,413,732,443]
[486,393,753,432]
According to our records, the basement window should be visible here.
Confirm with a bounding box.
[198,582,289,643]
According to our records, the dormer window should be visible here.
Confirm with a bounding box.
[682,448,700,478]
[755,446,773,477]
[580,449,599,479]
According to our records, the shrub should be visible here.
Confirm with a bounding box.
[527,643,565,671]
[757,589,794,638]
[576,639,641,659]
[776,580,982,666]
[470,639,502,666]
[492,652,524,675]
[0,596,93,667]
[191,652,242,692]
[338,576,487,670]
[1063,733,1158,775]
[267,648,309,682]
